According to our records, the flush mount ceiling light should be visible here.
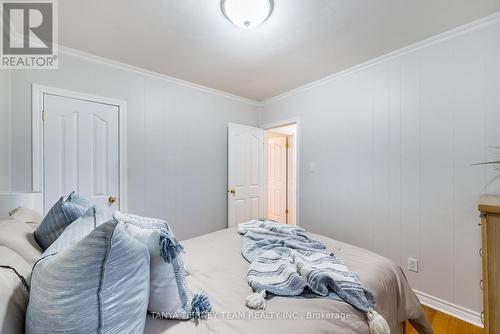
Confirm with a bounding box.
[221,0,274,29]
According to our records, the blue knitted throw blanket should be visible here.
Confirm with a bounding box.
[237,219,390,334]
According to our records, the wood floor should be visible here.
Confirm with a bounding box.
[405,306,482,334]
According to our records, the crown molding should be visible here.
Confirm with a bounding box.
[262,11,500,106]
[7,31,260,106]
[57,45,261,107]
[9,11,500,108]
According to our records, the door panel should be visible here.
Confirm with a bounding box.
[91,114,108,197]
[44,94,120,215]
[58,112,79,195]
[228,123,264,227]
[267,136,287,224]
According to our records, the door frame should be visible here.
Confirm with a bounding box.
[266,135,288,224]
[31,84,128,213]
[262,117,300,226]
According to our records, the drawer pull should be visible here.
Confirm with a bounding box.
[480,280,484,290]
[479,248,483,257]
[481,312,484,324]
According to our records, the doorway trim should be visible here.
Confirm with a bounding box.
[31,84,128,212]
[262,117,300,226]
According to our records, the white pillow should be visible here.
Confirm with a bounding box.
[113,212,211,319]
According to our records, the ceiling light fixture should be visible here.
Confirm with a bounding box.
[221,0,274,29]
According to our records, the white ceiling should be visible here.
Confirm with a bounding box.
[59,0,500,101]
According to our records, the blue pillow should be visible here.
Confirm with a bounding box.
[67,191,93,208]
[43,206,107,254]
[34,197,90,250]
[26,219,150,334]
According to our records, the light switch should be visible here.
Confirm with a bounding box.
[309,163,317,174]
[408,258,418,272]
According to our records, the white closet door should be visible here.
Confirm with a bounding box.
[267,136,287,224]
[227,123,264,227]
[43,94,120,215]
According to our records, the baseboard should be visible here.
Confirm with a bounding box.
[414,290,483,328]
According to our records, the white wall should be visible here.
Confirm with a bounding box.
[261,20,500,316]
[0,52,260,240]
[1,11,499,320]
[0,70,11,192]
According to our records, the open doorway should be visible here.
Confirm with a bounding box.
[265,123,297,225]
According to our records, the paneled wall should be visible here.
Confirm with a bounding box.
[0,71,10,192]
[0,53,260,240]
[261,20,500,315]
[1,11,499,320]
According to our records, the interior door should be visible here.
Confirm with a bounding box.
[267,136,287,224]
[228,123,264,227]
[43,94,120,215]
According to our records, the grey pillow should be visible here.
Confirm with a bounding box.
[26,219,150,334]
[9,207,43,226]
[0,246,31,334]
[34,196,91,250]
[0,218,43,266]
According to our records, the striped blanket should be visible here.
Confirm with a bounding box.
[237,219,390,334]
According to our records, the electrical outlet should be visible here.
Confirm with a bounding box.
[408,258,418,272]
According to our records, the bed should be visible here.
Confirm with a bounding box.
[145,228,433,334]
[0,208,432,334]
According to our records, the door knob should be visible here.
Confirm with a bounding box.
[228,189,236,195]
[108,196,117,204]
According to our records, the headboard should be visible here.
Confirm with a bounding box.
[0,193,43,220]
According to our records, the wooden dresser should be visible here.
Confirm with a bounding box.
[479,195,500,334]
